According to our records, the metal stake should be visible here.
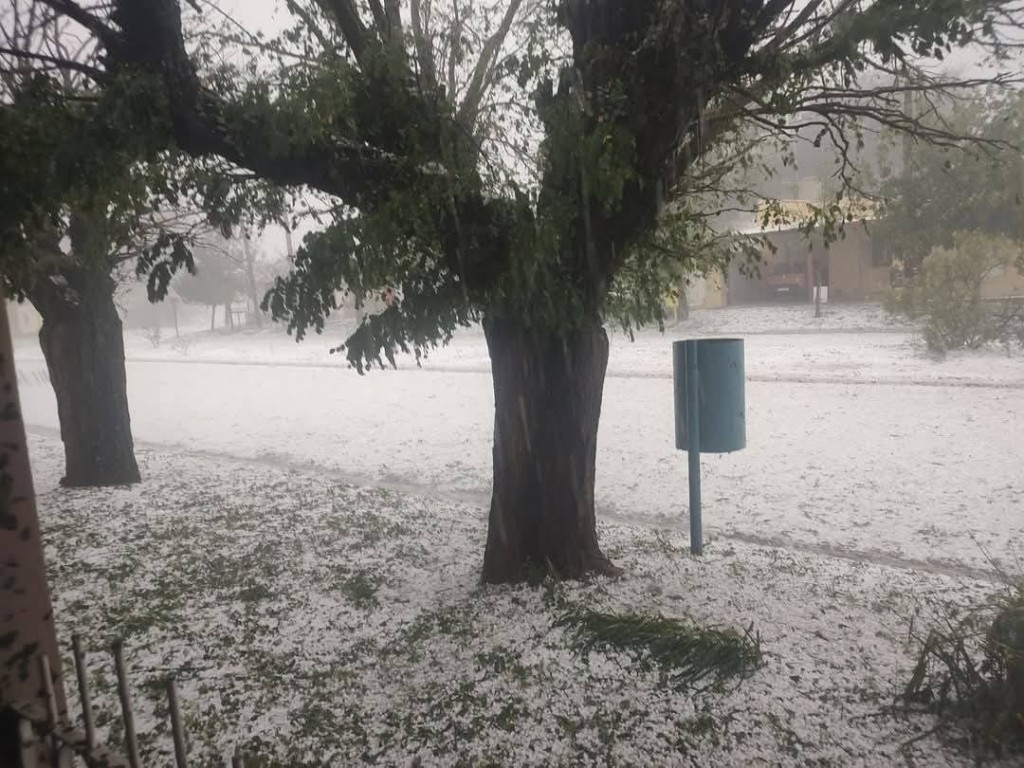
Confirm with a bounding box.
[686,340,703,555]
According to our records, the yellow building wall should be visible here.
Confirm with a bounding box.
[981,262,1024,300]
[826,224,890,302]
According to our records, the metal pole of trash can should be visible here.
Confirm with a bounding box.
[686,340,702,555]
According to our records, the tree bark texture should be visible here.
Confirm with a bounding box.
[32,272,140,487]
[481,317,619,583]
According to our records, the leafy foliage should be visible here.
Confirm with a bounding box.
[885,231,1024,352]
[0,38,291,308]
[879,90,1024,274]
[33,0,1024,372]
[174,243,247,310]
[0,72,188,301]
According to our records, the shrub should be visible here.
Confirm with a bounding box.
[885,231,1023,353]
[881,285,918,320]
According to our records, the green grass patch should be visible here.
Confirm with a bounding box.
[336,569,383,609]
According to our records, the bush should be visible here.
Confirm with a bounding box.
[881,285,918,321]
[885,231,1024,353]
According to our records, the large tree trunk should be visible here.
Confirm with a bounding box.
[33,272,140,487]
[481,317,619,584]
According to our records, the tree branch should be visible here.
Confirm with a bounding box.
[316,0,370,65]
[457,0,523,129]
[38,0,121,53]
[383,0,403,44]
[0,44,106,82]
[367,0,388,37]
[410,0,437,90]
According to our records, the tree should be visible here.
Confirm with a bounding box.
[24,0,1024,580]
[0,7,200,486]
[174,241,247,330]
[879,90,1024,273]
[0,86,188,485]
[241,233,264,329]
[0,8,287,486]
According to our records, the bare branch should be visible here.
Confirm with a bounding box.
[445,3,461,99]
[0,44,106,81]
[37,0,120,53]
[366,0,388,36]
[410,0,436,90]
[383,0,403,43]
[316,0,370,65]
[458,0,523,130]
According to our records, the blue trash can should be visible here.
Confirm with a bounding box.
[673,338,745,454]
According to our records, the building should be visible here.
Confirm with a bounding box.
[723,197,890,305]
[726,217,891,304]
[981,259,1024,301]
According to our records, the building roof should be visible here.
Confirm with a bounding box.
[732,197,879,236]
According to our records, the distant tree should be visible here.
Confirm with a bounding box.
[880,91,1024,275]
[0,10,283,486]
[0,15,193,485]
[22,0,1024,581]
[175,242,247,330]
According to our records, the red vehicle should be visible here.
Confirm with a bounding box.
[767,258,808,299]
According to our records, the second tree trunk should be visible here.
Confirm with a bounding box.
[34,273,140,487]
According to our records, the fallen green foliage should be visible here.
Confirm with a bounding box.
[900,581,1024,758]
[554,602,762,692]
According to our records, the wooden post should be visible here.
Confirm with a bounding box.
[71,634,95,751]
[112,640,141,768]
[0,297,67,719]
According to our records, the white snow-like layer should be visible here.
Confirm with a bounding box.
[15,320,1024,574]
[15,302,1023,388]
[29,435,1016,767]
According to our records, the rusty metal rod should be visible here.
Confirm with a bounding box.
[112,639,141,768]
[71,634,96,752]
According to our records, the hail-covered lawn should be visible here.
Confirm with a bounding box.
[31,434,1012,767]
[16,317,1024,575]
[13,302,1023,764]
